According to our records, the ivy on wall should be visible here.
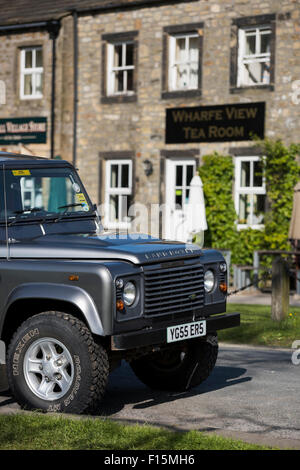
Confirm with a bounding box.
[199,140,300,266]
[261,139,300,251]
[198,152,239,257]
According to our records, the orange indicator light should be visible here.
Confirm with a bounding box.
[116,299,125,311]
[219,282,227,293]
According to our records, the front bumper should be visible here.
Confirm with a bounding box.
[111,312,240,350]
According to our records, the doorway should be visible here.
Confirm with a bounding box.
[164,158,196,241]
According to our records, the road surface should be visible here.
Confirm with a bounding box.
[1,344,299,449]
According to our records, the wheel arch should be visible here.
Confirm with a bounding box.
[1,283,104,349]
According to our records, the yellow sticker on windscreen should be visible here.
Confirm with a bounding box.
[76,192,89,211]
[12,169,31,176]
[76,193,88,204]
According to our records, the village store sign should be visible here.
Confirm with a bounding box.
[166,102,265,144]
[0,117,47,145]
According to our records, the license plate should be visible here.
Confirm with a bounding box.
[167,320,206,343]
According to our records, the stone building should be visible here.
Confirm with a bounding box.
[0,0,299,240]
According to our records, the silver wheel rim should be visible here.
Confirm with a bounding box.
[23,337,74,401]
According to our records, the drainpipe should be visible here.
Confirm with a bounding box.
[47,21,60,159]
[72,11,78,167]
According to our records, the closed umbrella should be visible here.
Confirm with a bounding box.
[185,174,207,246]
[289,181,300,294]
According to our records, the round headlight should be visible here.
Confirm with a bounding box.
[123,281,136,306]
[204,270,215,293]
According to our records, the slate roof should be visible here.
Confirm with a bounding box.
[0,0,188,26]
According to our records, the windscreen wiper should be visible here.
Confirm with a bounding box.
[8,208,45,226]
[57,203,83,210]
[14,207,42,215]
[54,203,84,223]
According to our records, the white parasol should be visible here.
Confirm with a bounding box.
[185,174,207,245]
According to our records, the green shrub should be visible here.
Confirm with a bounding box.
[199,152,238,254]
[260,139,300,251]
[233,228,266,266]
[198,140,300,266]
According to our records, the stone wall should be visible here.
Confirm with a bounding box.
[75,0,300,215]
[0,29,52,157]
[0,0,299,232]
[0,17,74,162]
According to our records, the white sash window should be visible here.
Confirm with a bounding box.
[107,42,135,96]
[105,159,133,229]
[169,33,199,91]
[20,47,43,99]
[237,26,271,87]
[235,156,266,229]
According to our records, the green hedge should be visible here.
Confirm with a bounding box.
[261,139,300,251]
[198,152,238,257]
[198,140,300,266]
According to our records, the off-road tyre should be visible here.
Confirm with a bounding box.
[7,311,109,414]
[130,334,218,392]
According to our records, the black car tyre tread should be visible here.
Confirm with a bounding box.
[7,311,109,414]
[130,334,218,392]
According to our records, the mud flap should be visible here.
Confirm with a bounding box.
[0,341,8,393]
[0,341,5,364]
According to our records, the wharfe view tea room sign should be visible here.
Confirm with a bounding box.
[166,102,265,144]
[0,117,47,145]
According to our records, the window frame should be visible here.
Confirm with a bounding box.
[230,14,276,93]
[234,155,266,230]
[168,32,200,92]
[106,41,135,96]
[104,158,133,229]
[101,31,138,104]
[162,22,203,100]
[20,46,43,100]
[237,26,272,88]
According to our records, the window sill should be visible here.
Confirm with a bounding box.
[20,96,43,101]
[237,224,265,231]
[101,94,137,104]
[230,84,274,94]
[161,89,202,100]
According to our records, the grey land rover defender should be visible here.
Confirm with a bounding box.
[0,152,240,414]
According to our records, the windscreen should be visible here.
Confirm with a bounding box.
[3,166,92,224]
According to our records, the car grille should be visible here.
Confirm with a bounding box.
[143,263,204,316]
[219,271,227,284]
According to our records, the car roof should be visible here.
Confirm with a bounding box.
[0,151,45,161]
[0,151,72,167]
